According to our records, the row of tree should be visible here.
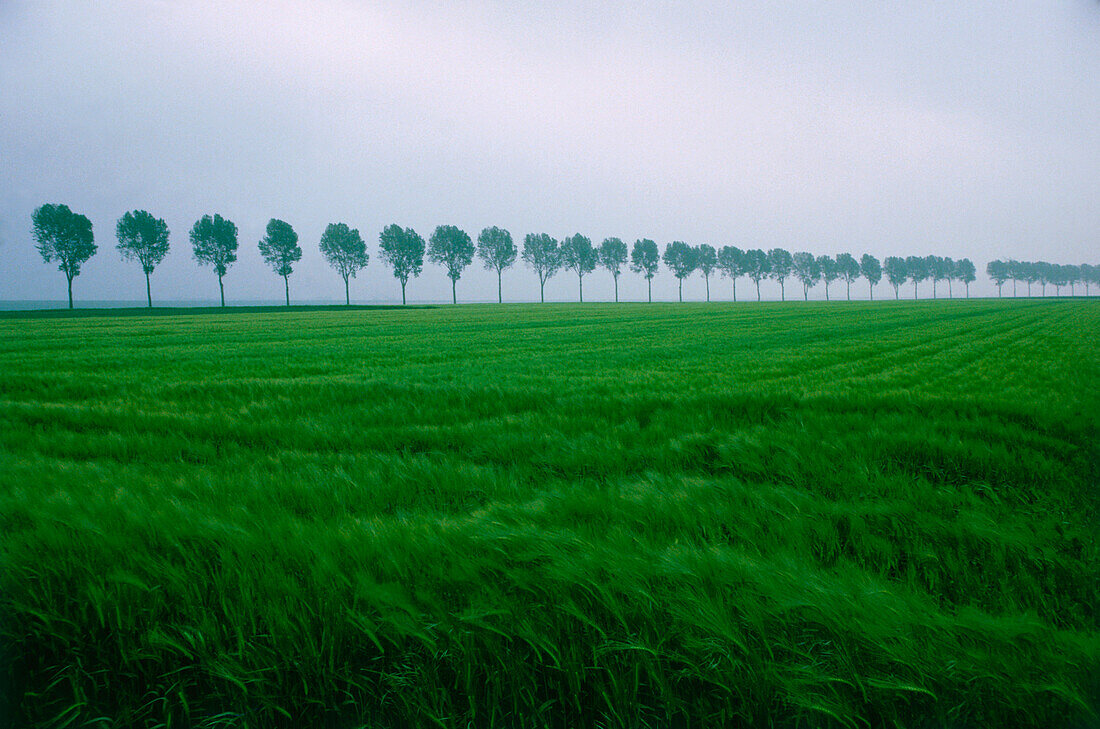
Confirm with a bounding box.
[30,203,1092,307]
[986,260,1098,297]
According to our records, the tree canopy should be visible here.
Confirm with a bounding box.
[663,241,697,302]
[477,226,517,303]
[319,222,368,305]
[379,224,425,305]
[116,209,170,308]
[717,246,745,301]
[630,239,660,302]
[190,213,238,306]
[560,233,598,302]
[696,244,718,302]
[32,203,96,309]
[792,251,821,300]
[883,256,907,298]
[767,248,793,301]
[523,233,562,303]
[428,225,475,304]
[860,254,882,300]
[598,237,628,303]
[258,218,302,306]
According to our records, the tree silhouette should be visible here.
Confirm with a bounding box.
[955,258,976,298]
[986,260,1008,298]
[319,223,368,305]
[696,244,717,302]
[905,255,930,299]
[258,218,302,306]
[190,214,238,306]
[835,253,860,300]
[116,210,169,308]
[428,225,475,304]
[379,224,425,305]
[717,246,745,301]
[767,248,793,301]
[476,226,516,304]
[818,255,839,301]
[32,203,96,309]
[883,257,907,299]
[743,249,770,301]
[860,254,881,301]
[630,239,660,302]
[598,237,628,302]
[663,241,698,302]
[792,251,821,300]
[560,233,598,302]
[523,233,562,303]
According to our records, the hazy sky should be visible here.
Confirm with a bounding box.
[2,1,1098,304]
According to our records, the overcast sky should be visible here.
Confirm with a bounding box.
[2,1,1098,304]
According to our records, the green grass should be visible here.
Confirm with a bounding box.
[1,300,1097,728]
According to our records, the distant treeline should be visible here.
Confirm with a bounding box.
[30,203,1097,308]
[985,259,1097,297]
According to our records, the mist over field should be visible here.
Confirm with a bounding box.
[2,1,1099,305]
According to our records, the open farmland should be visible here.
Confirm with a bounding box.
[1,300,1098,728]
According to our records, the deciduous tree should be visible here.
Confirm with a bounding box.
[883,256,907,299]
[598,237,628,303]
[743,249,770,301]
[663,241,698,302]
[905,255,930,299]
[523,233,562,303]
[379,224,425,305]
[630,238,660,302]
[717,246,745,301]
[767,248,793,301]
[792,251,820,300]
[319,222,368,305]
[955,258,976,298]
[429,225,475,304]
[835,253,860,300]
[818,255,839,301]
[476,226,516,304]
[696,244,717,302]
[32,203,96,309]
[560,233,598,302]
[190,213,238,306]
[860,254,881,301]
[986,259,1008,298]
[259,219,302,306]
[116,209,169,308]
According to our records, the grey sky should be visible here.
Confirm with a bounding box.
[2,1,1098,304]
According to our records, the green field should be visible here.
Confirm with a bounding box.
[1,300,1097,728]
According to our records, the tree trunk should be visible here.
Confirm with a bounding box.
[997,284,1002,298]
[678,278,682,302]
[451,278,456,305]
[894,285,899,300]
[732,279,737,302]
[705,274,710,302]
[218,275,225,307]
[1013,279,1017,297]
[401,280,407,305]
[344,276,350,305]
[613,274,619,303]
[67,275,73,309]
[825,282,830,301]
[145,271,152,308]
[647,278,652,303]
[578,273,583,303]
[846,280,851,300]
[803,283,808,301]
[948,280,953,298]
[779,281,785,301]
[869,282,874,301]
[965,282,970,298]
[755,280,761,301]
[914,282,918,300]
[284,275,290,306]
[540,278,545,303]
[497,270,502,304]
[932,280,936,299]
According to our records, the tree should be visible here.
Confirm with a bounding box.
[598,237,628,302]
[560,233,598,302]
[190,213,238,307]
[1006,259,1022,297]
[767,248,793,301]
[476,226,517,304]
[860,254,881,300]
[696,244,717,302]
[743,249,770,301]
[663,241,698,302]
[955,258,976,298]
[428,225,475,304]
[32,203,96,309]
[115,209,170,308]
[927,255,951,299]
[523,233,562,303]
[717,246,745,301]
[630,238,660,302]
[905,255,930,299]
[378,224,425,305]
[883,256,907,299]
[792,251,821,300]
[1081,263,1096,296]
[835,253,860,301]
[940,256,956,298]
[319,222,368,305]
[986,259,1008,297]
[259,219,302,306]
[818,255,839,301]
